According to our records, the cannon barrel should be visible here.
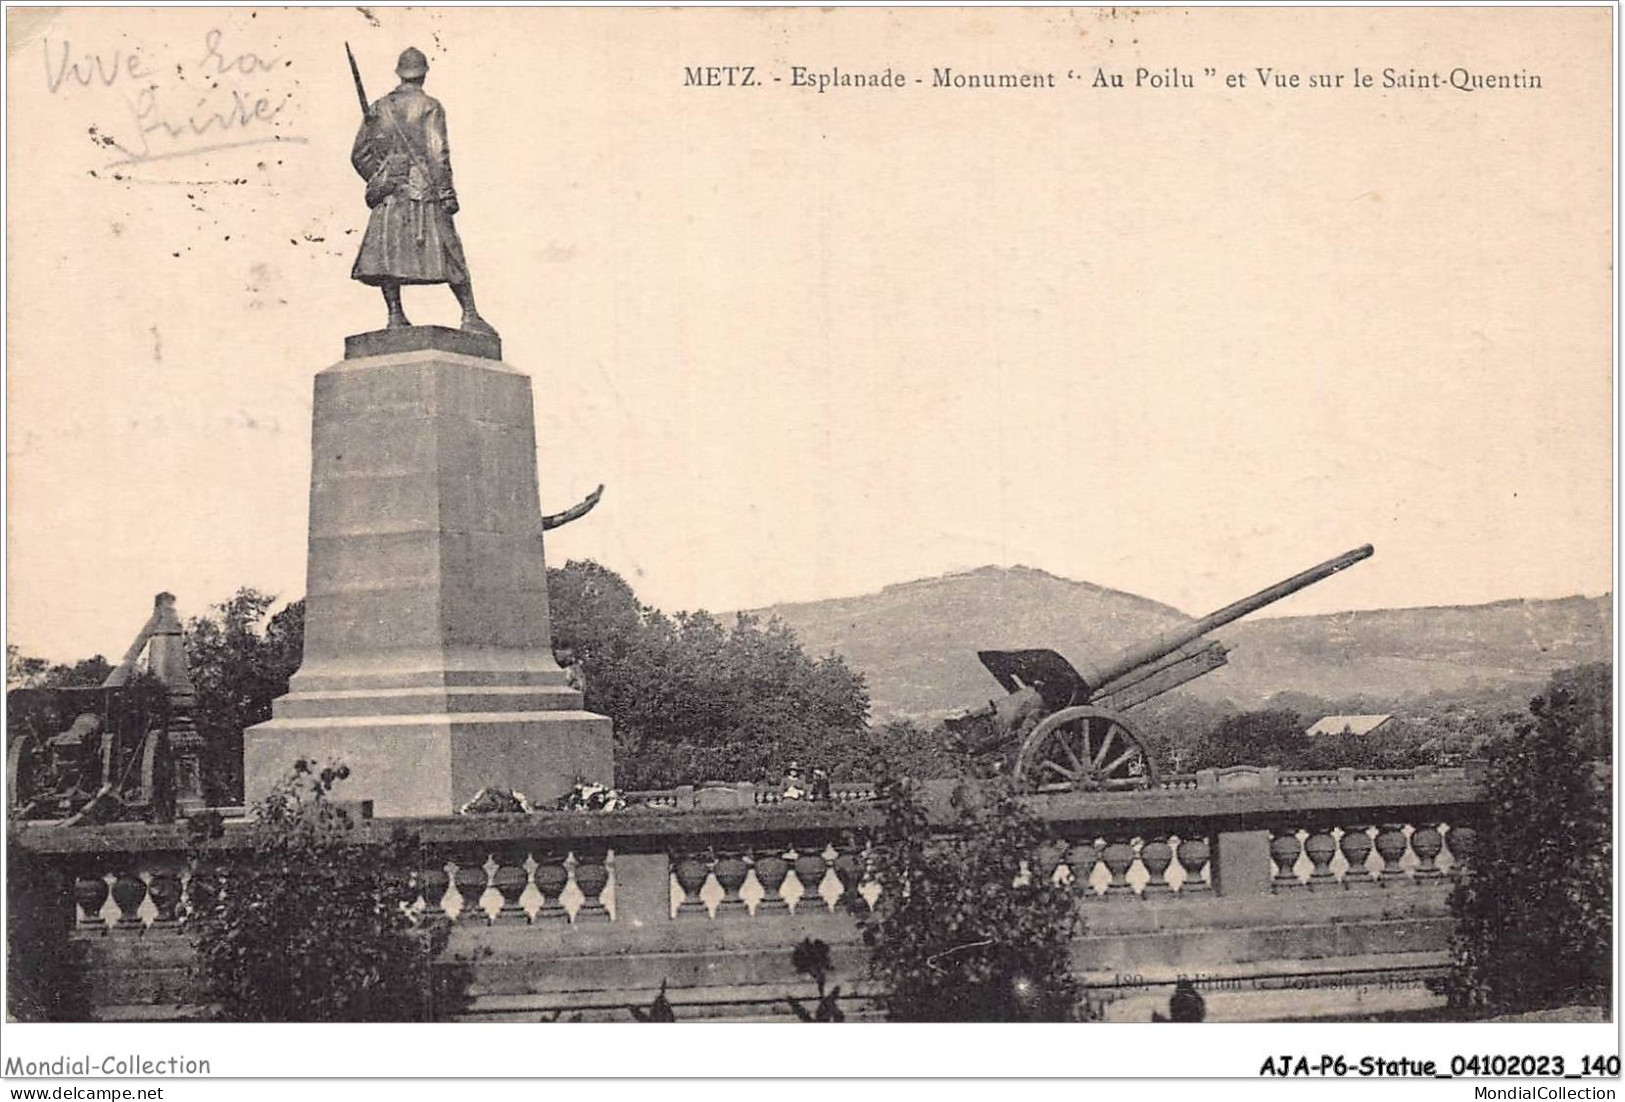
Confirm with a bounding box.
[1073,544,1374,696]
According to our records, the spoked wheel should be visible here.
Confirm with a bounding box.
[1015,706,1159,793]
[139,730,176,823]
[7,732,38,814]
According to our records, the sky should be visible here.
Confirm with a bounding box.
[5,6,1614,663]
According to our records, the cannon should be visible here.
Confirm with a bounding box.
[949,545,1374,792]
[6,593,199,824]
[7,682,176,823]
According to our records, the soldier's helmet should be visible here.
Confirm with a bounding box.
[395,47,429,79]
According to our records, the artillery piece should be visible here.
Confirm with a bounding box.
[948,545,1374,793]
[6,593,199,824]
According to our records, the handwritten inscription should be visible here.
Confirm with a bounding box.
[199,28,277,77]
[46,29,299,169]
[44,38,154,93]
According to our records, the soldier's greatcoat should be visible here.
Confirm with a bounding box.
[350,83,470,286]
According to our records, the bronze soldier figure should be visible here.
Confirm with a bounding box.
[350,47,497,335]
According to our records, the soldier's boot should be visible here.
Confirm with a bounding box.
[451,281,499,338]
[382,284,412,329]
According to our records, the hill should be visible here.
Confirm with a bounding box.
[749,567,1611,721]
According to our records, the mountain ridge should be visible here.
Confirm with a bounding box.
[745,565,1612,720]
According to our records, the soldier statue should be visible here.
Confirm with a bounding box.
[349,47,497,336]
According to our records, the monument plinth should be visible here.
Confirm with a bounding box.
[245,327,612,817]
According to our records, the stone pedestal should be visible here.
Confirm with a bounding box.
[245,329,612,817]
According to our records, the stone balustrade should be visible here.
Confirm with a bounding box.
[10,765,1485,1020]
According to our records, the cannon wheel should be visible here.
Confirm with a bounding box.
[1015,706,1159,793]
[138,730,176,823]
[7,732,38,813]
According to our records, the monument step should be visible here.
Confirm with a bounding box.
[271,685,584,720]
[287,664,573,692]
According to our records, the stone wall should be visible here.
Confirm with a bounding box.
[9,767,1482,1022]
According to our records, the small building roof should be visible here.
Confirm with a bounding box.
[1306,714,1393,737]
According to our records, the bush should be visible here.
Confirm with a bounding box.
[859,778,1088,1021]
[1447,679,1612,1013]
[4,847,87,1021]
[185,761,454,1021]
[548,560,872,789]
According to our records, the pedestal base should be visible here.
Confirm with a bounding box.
[245,708,612,818]
[245,331,615,817]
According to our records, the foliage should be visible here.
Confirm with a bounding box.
[1134,693,1239,774]
[185,590,304,806]
[6,644,47,690]
[547,560,871,789]
[629,979,676,1022]
[859,777,1088,1021]
[4,846,88,1021]
[787,937,845,1021]
[1447,675,1612,1014]
[1536,662,1611,763]
[825,718,964,782]
[1193,708,1308,769]
[185,760,454,1021]
[6,646,114,691]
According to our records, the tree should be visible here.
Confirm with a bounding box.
[185,591,304,804]
[860,778,1088,1021]
[1193,708,1307,769]
[1447,675,1612,1014]
[1536,662,1611,763]
[545,560,871,789]
[185,760,453,1021]
[5,645,113,692]
[7,645,50,690]
[820,717,963,783]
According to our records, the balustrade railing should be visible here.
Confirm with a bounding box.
[27,765,1481,947]
[669,841,876,918]
[419,848,616,923]
[1266,822,1476,889]
[1037,832,1214,897]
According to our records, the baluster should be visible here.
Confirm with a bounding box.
[832,851,867,912]
[491,847,532,924]
[1175,835,1210,892]
[420,862,451,918]
[110,873,149,931]
[452,859,491,923]
[572,852,611,922]
[753,852,791,913]
[792,849,827,911]
[1139,837,1174,895]
[1269,831,1304,891]
[1065,839,1103,895]
[1033,839,1068,886]
[146,871,183,930]
[1410,824,1445,881]
[533,854,571,922]
[671,854,711,917]
[74,874,110,931]
[1373,824,1410,886]
[1446,824,1476,881]
[1303,828,1339,888]
[1339,825,1375,888]
[1101,840,1136,896]
[859,846,881,909]
[712,853,750,915]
